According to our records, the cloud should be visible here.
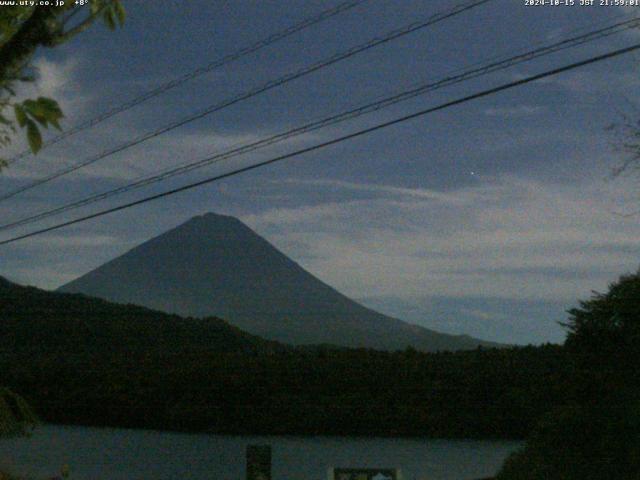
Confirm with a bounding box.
[458,307,508,321]
[31,57,91,120]
[269,178,479,204]
[360,293,569,344]
[15,233,123,249]
[2,109,326,186]
[542,70,640,98]
[243,175,640,304]
[32,57,75,97]
[484,105,545,117]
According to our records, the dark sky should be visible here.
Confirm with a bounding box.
[1,0,639,344]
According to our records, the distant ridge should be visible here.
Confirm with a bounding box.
[59,212,499,352]
[0,274,280,355]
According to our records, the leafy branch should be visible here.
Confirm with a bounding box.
[0,1,125,166]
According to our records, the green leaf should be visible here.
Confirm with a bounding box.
[14,104,26,127]
[89,1,101,15]
[25,119,42,153]
[49,116,62,131]
[103,9,116,30]
[21,97,64,129]
[114,1,126,25]
[39,97,64,120]
[31,114,49,128]
[44,99,64,130]
[23,101,48,126]
[37,97,61,112]
[23,98,43,113]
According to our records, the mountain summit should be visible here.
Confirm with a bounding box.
[59,212,495,351]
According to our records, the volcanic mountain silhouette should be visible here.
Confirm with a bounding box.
[59,213,497,351]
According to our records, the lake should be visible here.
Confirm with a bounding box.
[0,425,521,480]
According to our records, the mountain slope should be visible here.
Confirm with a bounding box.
[59,213,497,351]
[0,275,563,437]
[0,275,279,355]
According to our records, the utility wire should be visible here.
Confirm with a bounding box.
[0,0,493,202]
[1,41,638,247]
[1,16,638,233]
[4,0,368,166]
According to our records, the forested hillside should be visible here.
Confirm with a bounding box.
[0,276,279,355]
[0,276,568,438]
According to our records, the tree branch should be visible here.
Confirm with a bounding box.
[54,1,116,44]
[0,6,59,83]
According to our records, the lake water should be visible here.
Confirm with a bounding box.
[0,425,521,480]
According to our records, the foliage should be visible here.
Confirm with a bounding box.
[2,347,569,439]
[0,464,69,480]
[497,270,640,480]
[4,270,638,479]
[0,387,37,437]
[0,277,568,439]
[0,470,23,480]
[12,97,63,153]
[497,403,640,480]
[563,270,640,355]
[0,1,125,164]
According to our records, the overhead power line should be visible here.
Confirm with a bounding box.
[0,0,493,202]
[1,41,638,247]
[4,0,368,166]
[1,16,638,233]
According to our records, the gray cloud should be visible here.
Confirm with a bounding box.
[243,175,640,306]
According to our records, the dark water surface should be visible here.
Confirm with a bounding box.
[0,425,521,479]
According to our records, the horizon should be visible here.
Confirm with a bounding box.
[1,0,640,345]
[1,208,615,348]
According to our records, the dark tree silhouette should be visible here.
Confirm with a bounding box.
[563,270,640,355]
[497,270,640,480]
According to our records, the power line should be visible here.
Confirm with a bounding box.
[2,16,638,233]
[4,0,369,166]
[1,41,638,247]
[0,0,493,202]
